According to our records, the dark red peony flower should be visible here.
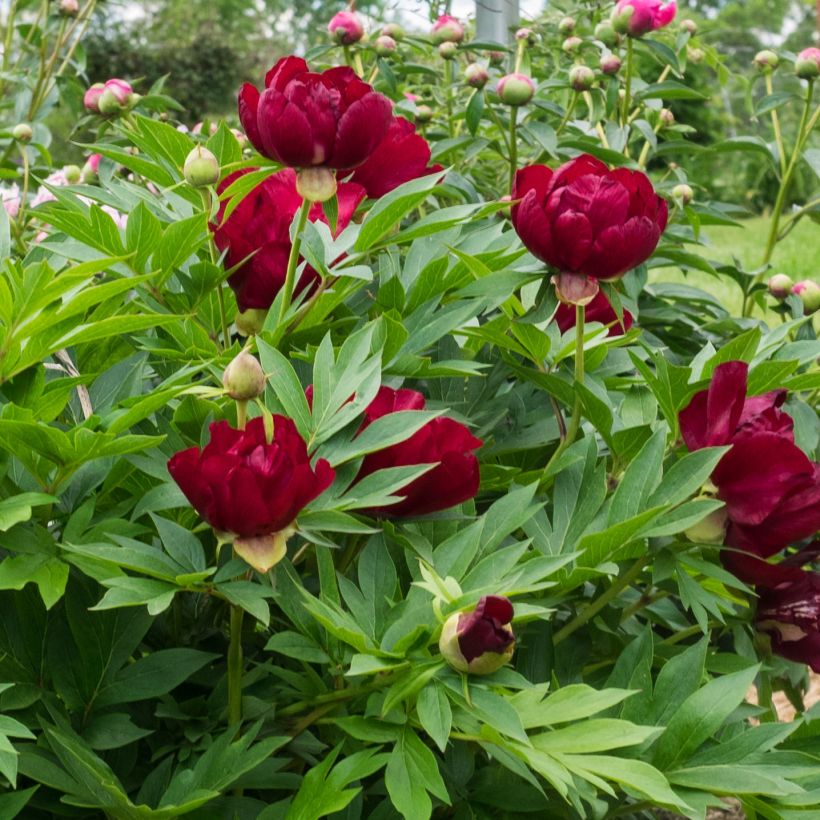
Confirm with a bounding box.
[167,416,334,539]
[212,168,365,312]
[511,155,668,281]
[756,568,820,672]
[555,289,634,337]
[238,56,392,169]
[355,386,483,517]
[679,361,820,584]
[348,117,443,199]
[439,596,515,674]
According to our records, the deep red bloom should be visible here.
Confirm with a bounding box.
[555,290,633,337]
[167,417,334,538]
[457,596,515,662]
[348,117,443,199]
[238,56,392,169]
[212,168,365,312]
[356,386,482,517]
[511,155,668,281]
[756,569,820,672]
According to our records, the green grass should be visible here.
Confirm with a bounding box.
[650,216,819,316]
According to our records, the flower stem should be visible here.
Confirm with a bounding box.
[200,188,230,350]
[508,109,517,192]
[227,601,244,731]
[556,92,578,136]
[553,555,647,645]
[444,60,455,138]
[278,196,312,328]
[765,73,788,178]
[622,37,634,132]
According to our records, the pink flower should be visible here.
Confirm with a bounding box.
[431,15,464,44]
[104,78,133,105]
[1,184,20,219]
[328,10,365,45]
[613,0,677,37]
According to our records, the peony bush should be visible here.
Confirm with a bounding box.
[0,2,819,818]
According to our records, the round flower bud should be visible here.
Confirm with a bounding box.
[63,165,82,184]
[81,153,101,184]
[569,65,595,92]
[381,23,405,41]
[673,183,693,204]
[562,35,583,54]
[497,73,535,106]
[97,88,124,115]
[612,4,634,35]
[516,27,536,45]
[296,167,337,203]
[464,62,489,89]
[83,83,105,113]
[488,50,506,67]
[438,41,458,60]
[684,507,728,544]
[235,308,268,336]
[223,351,266,401]
[595,21,620,48]
[768,273,794,299]
[600,54,622,75]
[687,46,705,64]
[792,280,820,315]
[431,14,465,44]
[328,10,365,45]
[659,108,675,127]
[438,596,515,675]
[754,50,779,72]
[680,18,698,35]
[374,35,396,57]
[795,48,820,80]
[183,146,220,188]
[558,16,576,35]
[414,105,434,125]
[59,0,79,16]
[12,123,32,143]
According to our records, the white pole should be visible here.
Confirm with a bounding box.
[475,0,521,45]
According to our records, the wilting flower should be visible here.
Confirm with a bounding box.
[212,168,365,312]
[431,15,465,44]
[679,361,820,583]
[355,386,482,517]
[555,290,633,337]
[511,155,668,281]
[328,10,365,45]
[439,596,515,674]
[612,0,677,37]
[348,117,443,198]
[238,56,392,169]
[168,417,334,571]
[757,569,820,672]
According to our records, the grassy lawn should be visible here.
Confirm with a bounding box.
[650,216,819,316]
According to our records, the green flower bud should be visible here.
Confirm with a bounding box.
[673,183,693,204]
[222,351,266,400]
[754,50,779,72]
[684,507,728,544]
[12,123,32,143]
[767,273,793,299]
[235,308,268,336]
[183,146,220,188]
[569,65,595,92]
[295,167,337,203]
[792,280,820,315]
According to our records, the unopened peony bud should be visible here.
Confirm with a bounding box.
[684,507,727,544]
[516,27,536,45]
[439,41,458,60]
[464,62,489,89]
[415,104,434,124]
[431,14,465,44]
[381,22,405,41]
[59,0,79,16]
[98,85,130,116]
[680,18,698,35]
[595,21,620,48]
[558,16,576,35]
[183,146,219,188]
[792,280,820,314]
[63,165,81,184]
[562,35,583,54]
[569,65,595,92]
[328,10,364,45]
[687,47,705,64]
[374,35,397,56]
[439,596,515,675]
[236,308,268,336]
[600,54,622,75]
[768,273,794,299]
[659,108,675,127]
[612,4,634,35]
[497,73,535,106]
[296,167,337,203]
[673,183,693,204]
[795,48,820,80]
[81,153,101,184]
[83,83,105,113]
[223,351,266,400]
[754,50,779,72]
[488,50,506,67]
[12,123,32,143]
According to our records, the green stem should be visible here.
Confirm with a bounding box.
[622,37,634,131]
[277,197,312,328]
[200,188,230,350]
[236,399,248,431]
[765,73,788,178]
[553,555,647,645]
[508,109,517,192]
[556,92,578,136]
[227,602,244,730]
[444,60,455,138]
